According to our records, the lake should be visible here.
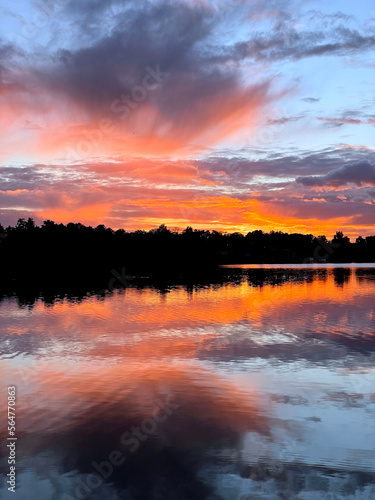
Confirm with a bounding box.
[1,265,375,499]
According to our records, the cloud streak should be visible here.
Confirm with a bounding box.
[1,149,375,237]
[296,161,375,187]
[229,23,375,62]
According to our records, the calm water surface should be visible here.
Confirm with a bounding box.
[1,266,375,499]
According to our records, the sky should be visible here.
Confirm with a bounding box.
[0,0,374,237]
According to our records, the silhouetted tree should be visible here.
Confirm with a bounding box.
[0,218,374,295]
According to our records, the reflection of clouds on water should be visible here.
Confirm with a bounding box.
[0,364,268,499]
[1,267,375,498]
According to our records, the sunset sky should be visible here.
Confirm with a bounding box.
[0,0,375,237]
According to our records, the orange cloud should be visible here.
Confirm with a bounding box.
[38,203,113,225]
[1,63,278,161]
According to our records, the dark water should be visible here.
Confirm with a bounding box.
[1,265,375,499]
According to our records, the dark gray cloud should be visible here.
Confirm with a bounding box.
[2,148,374,194]
[0,39,23,94]
[227,22,375,62]
[202,148,375,182]
[267,116,303,125]
[296,161,375,187]
[1,1,374,140]
[306,10,355,26]
[0,0,276,147]
[1,148,375,228]
[5,2,375,108]
[0,38,20,60]
[301,97,320,103]
[41,2,214,109]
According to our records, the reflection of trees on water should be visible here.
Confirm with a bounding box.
[333,268,351,287]
[2,267,375,308]
[1,218,375,301]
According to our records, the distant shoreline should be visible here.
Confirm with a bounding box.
[221,262,375,268]
[1,219,374,297]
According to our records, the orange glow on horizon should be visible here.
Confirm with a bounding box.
[5,268,374,340]
[17,191,372,238]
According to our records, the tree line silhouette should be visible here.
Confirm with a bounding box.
[0,218,374,293]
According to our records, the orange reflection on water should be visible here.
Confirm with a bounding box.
[3,268,375,346]
[1,266,375,499]
[2,361,269,456]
